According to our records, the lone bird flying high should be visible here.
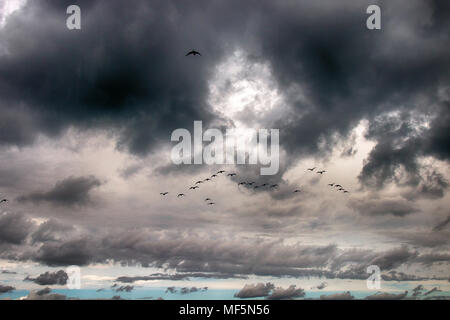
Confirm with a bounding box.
[186,50,201,56]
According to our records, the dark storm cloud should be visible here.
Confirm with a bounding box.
[0,0,235,154]
[0,0,447,193]
[359,109,450,193]
[0,212,33,244]
[24,270,68,286]
[31,219,75,244]
[35,238,94,266]
[18,175,102,207]
[258,0,449,190]
[349,198,419,217]
[3,224,443,279]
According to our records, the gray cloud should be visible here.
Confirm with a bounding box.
[116,272,246,283]
[180,286,208,294]
[266,285,305,300]
[0,212,33,245]
[320,291,354,300]
[114,285,134,293]
[365,291,408,300]
[234,283,274,298]
[18,175,102,207]
[349,198,420,217]
[0,284,15,294]
[24,270,68,286]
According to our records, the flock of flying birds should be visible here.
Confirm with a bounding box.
[159,167,350,206]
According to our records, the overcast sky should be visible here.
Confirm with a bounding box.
[0,0,449,299]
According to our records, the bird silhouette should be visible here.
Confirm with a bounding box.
[335,184,342,188]
[189,186,199,190]
[211,174,218,178]
[247,182,255,186]
[195,181,204,184]
[317,170,326,174]
[177,193,185,197]
[270,184,279,188]
[205,198,212,201]
[227,173,236,177]
[307,167,316,171]
[204,178,211,182]
[0,199,8,203]
[217,170,225,174]
[238,182,246,186]
[159,192,169,196]
[328,183,334,187]
[261,183,268,187]
[293,189,301,193]
[207,202,215,205]
[186,50,201,56]
[343,191,349,193]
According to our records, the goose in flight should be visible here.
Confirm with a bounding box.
[0,199,8,203]
[217,170,225,174]
[307,167,316,171]
[211,174,218,178]
[270,184,279,188]
[207,202,215,205]
[261,183,268,187]
[195,181,204,184]
[159,192,169,196]
[293,189,301,193]
[247,182,255,186]
[238,182,246,186]
[177,193,185,198]
[186,50,201,56]
[328,183,334,187]
[343,191,349,193]
[227,173,236,177]
[205,198,212,201]
[204,178,211,182]
[317,170,326,174]
[335,184,342,188]
[189,186,199,190]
